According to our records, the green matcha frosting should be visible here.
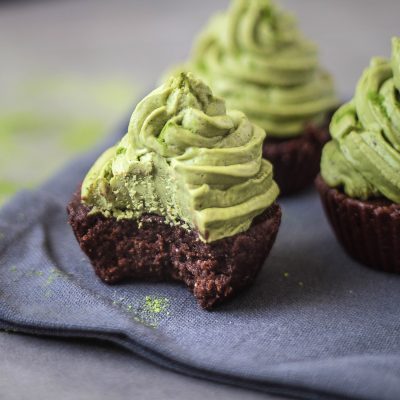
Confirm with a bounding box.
[321,37,400,204]
[181,0,337,138]
[81,73,279,242]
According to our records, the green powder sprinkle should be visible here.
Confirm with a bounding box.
[110,295,171,328]
[5,265,67,297]
[144,296,170,314]
[45,268,64,286]
[283,272,290,278]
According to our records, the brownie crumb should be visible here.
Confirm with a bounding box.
[67,189,281,309]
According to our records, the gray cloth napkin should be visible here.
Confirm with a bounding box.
[1,126,400,400]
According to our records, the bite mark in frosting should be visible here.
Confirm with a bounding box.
[82,73,279,242]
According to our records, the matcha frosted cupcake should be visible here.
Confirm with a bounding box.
[316,38,400,273]
[177,0,338,195]
[68,73,282,309]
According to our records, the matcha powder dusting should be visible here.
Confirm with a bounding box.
[143,296,170,315]
[109,294,171,328]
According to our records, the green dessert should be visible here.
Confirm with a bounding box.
[321,37,400,203]
[170,0,337,195]
[69,72,282,309]
[317,38,400,274]
[82,72,279,242]
[188,0,337,138]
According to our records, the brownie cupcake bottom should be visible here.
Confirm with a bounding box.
[263,120,330,196]
[67,190,282,309]
[316,175,400,274]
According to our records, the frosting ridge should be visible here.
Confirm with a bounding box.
[82,73,279,242]
[185,0,337,137]
[321,37,400,203]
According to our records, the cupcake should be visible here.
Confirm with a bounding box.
[68,73,282,309]
[175,0,338,195]
[316,37,400,274]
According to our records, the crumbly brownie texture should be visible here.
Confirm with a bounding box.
[67,190,281,309]
[263,118,331,196]
[316,175,400,274]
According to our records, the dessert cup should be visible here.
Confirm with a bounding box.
[68,73,282,309]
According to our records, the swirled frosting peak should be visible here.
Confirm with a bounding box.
[184,0,337,138]
[321,37,400,203]
[82,73,279,242]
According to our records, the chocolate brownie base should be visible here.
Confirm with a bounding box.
[263,118,331,196]
[67,190,282,309]
[316,175,400,274]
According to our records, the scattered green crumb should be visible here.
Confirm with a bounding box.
[144,296,170,314]
[0,232,4,240]
[110,294,171,329]
[9,266,17,273]
[283,272,290,278]
[298,281,304,287]
[46,276,55,285]
[45,268,64,286]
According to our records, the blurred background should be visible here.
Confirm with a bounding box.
[1,0,399,205]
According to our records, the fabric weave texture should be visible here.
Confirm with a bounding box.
[1,126,400,400]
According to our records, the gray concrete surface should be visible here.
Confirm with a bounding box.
[1,1,400,399]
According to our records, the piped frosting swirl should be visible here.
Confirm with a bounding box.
[186,0,337,138]
[82,73,279,242]
[321,37,400,203]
